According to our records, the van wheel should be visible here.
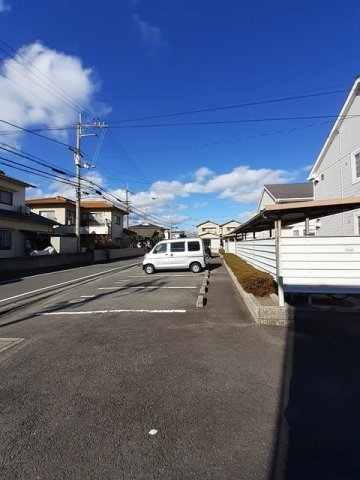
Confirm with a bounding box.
[144,264,155,274]
[190,262,202,273]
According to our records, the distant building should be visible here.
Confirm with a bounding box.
[197,219,241,251]
[26,196,128,249]
[129,223,165,243]
[0,172,58,258]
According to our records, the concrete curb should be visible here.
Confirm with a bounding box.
[223,262,294,326]
[196,270,210,307]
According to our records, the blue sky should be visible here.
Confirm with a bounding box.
[0,0,359,232]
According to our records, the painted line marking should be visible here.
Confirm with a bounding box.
[128,274,202,278]
[39,309,186,315]
[68,299,87,304]
[81,295,96,298]
[98,286,197,290]
[0,263,140,303]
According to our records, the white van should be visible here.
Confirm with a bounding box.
[142,238,208,274]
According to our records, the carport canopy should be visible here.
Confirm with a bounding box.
[229,197,360,235]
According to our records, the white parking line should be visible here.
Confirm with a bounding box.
[0,263,140,303]
[98,286,197,290]
[128,274,201,278]
[39,309,186,315]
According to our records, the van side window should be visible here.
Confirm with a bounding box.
[170,242,185,252]
[155,243,168,253]
[188,241,200,251]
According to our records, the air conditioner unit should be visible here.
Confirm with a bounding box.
[20,205,31,215]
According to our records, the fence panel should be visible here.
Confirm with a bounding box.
[226,236,360,294]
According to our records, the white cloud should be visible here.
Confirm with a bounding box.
[0,0,11,12]
[42,164,296,208]
[194,166,214,182]
[0,41,109,144]
[133,14,168,55]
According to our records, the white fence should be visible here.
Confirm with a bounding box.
[225,236,360,294]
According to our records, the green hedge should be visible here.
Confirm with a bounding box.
[223,253,277,297]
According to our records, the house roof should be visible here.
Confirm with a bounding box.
[26,196,75,206]
[220,220,241,227]
[0,208,60,225]
[264,183,313,201]
[130,223,164,229]
[0,171,36,188]
[80,200,128,214]
[196,220,219,227]
[229,197,360,234]
[309,77,360,178]
[26,196,128,214]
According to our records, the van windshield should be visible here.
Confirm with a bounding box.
[154,243,168,253]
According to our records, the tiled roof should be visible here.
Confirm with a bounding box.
[26,196,75,206]
[264,183,313,200]
[196,220,218,227]
[130,223,164,229]
[0,172,36,188]
[0,208,59,225]
[80,200,128,213]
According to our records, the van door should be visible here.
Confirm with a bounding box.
[169,241,187,268]
[152,242,170,268]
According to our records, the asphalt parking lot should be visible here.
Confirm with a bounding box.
[34,264,207,317]
[2,259,360,479]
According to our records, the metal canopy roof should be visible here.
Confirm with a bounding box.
[231,197,360,235]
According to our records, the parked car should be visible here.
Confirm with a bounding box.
[142,238,208,274]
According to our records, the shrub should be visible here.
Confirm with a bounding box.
[219,247,225,255]
[223,253,276,297]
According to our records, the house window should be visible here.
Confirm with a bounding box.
[66,210,75,225]
[39,210,56,220]
[293,230,300,237]
[351,150,360,183]
[0,229,12,250]
[81,212,104,226]
[115,215,122,225]
[0,189,13,205]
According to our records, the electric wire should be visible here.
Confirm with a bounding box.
[108,89,348,124]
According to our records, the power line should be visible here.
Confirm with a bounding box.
[0,118,72,148]
[130,120,335,154]
[107,114,360,129]
[108,89,348,124]
[0,143,73,176]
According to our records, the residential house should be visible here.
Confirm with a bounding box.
[0,172,58,258]
[26,196,128,249]
[256,183,315,237]
[308,76,360,235]
[220,220,241,238]
[129,223,165,245]
[197,220,222,251]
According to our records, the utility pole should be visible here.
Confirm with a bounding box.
[73,113,107,253]
[125,186,134,229]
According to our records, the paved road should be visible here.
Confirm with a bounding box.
[1,258,360,479]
